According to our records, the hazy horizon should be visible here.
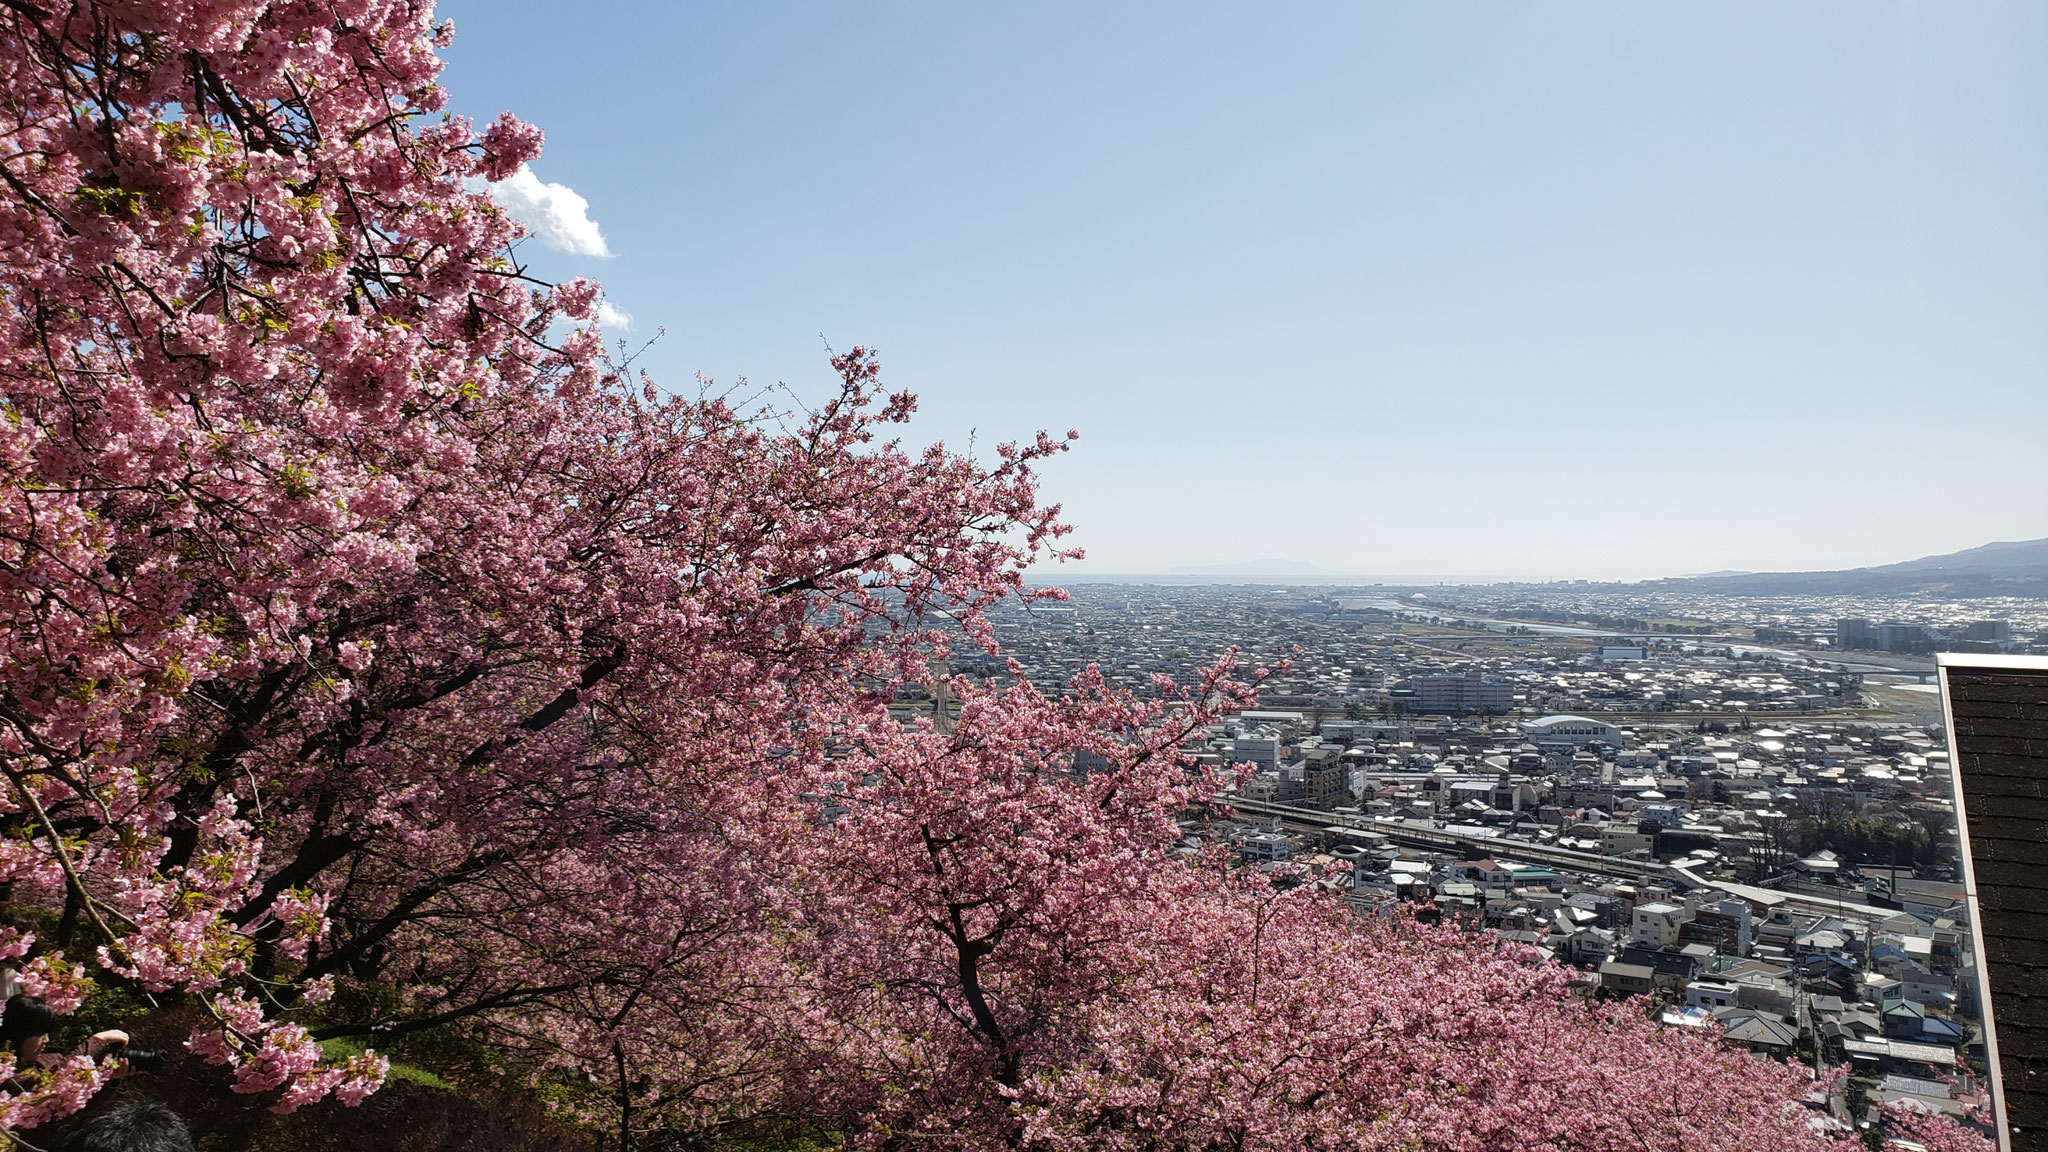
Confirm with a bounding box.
[1031,534,2047,585]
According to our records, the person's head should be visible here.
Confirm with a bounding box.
[58,1098,193,1152]
[1,993,53,1063]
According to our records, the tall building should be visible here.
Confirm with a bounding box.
[1409,672,1512,714]
[1298,745,1350,809]
[1876,622,1934,654]
[1837,618,1876,650]
[1961,620,2013,643]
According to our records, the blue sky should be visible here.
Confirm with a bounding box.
[438,2,2047,581]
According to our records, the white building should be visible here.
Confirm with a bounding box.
[1232,732,1281,772]
[1522,715,1624,746]
[1239,832,1292,863]
[1685,979,1740,1008]
[1632,901,1694,948]
[1639,803,1686,829]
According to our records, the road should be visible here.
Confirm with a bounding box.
[1225,799,1912,921]
[1223,797,1668,881]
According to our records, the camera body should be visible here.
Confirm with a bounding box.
[88,1033,167,1073]
[118,1046,168,1074]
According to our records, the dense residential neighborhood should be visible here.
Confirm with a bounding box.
[937,581,2043,1136]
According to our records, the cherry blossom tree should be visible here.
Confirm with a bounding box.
[537,651,1989,1151]
[0,0,1073,1126]
[1877,1101,1997,1152]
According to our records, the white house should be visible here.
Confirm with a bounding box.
[1239,832,1292,863]
[1632,901,1694,948]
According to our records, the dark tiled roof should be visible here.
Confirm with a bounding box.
[1948,664,2048,1150]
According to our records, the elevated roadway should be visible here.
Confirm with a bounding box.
[1221,797,1669,881]
[1224,798,1910,923]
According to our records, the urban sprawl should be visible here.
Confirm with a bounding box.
[909,583,2048,1134]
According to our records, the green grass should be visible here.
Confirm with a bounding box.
[319,1036,454,1091]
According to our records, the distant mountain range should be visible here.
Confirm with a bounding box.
[1057,539,2048,595]
[1647,538,2048,598]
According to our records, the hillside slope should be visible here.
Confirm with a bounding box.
[1648,538,2048,597]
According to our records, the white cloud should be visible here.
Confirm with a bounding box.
[595,299,633,332]
[488,165,612,258]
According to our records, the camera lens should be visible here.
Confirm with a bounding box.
[122,1049,167,1074]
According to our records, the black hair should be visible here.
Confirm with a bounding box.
[58,1098,194,1152]
[0,993,53,1047]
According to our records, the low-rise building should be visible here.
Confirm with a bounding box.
[1599,961,1656,997]
[1522,715,1624,747]
[1633,901,1694,948]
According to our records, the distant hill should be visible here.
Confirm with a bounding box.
[1649,538,2048,598]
